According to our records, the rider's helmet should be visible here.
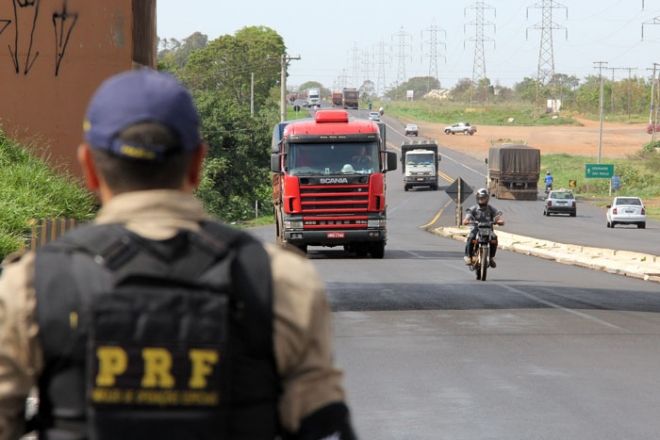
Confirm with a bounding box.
[546,170,551,175]
[476,188,489,207]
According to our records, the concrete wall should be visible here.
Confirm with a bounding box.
[0,0,156,176]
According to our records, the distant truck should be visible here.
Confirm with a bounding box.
[487,144,540,200]
[342,88,359,109]
[401,142,440,191]
[331,92,343,107]
[307,88,320,107]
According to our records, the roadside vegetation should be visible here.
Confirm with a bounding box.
[0,132,96,257]
[384,101,579,126]
[540,151,660,219]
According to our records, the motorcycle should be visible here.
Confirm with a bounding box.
[469,221,495,281]
[544,183,553,197]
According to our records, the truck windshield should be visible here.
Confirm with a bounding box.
[287,142,379,175]
[407,153,434,165]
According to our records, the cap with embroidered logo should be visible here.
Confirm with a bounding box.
[83,69,201,161]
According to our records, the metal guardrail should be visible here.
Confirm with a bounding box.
[29,218,78,251]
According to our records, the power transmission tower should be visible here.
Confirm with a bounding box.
[361,48,372,86]
[642,8,660,40]
[350,43,360,88]
[526,0,568,86]
[421,22,447,91]
[392,27,413,88]
[465,2,496,84]
[376,39,389,96]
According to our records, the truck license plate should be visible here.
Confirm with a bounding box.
[327,232,345,238]
[416,178,424,181]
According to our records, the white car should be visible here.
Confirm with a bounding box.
[404,123,418,136]
[606,196,646,229]
[444,122,476,135]
[368,111,381,121]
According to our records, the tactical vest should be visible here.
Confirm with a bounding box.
[34,221,280,440]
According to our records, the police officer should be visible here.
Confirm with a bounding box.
[0,70,356,440]
[463,188,504,268]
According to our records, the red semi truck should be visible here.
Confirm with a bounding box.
[271,109,397,257]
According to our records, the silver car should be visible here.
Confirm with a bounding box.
[606,196,646,229]
[543,189,576,216]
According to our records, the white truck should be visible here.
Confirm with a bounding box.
[307,88,320,107]
[401,142,440,191]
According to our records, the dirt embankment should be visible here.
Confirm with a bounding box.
[416,118,649,160]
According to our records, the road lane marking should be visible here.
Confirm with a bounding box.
[420,199,453,229]
[437,170,453,183]
[496,283,628,331]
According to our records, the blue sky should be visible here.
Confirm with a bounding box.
[157,0,660,90]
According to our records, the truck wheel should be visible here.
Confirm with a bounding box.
[404,185,409,191]
[355,244,368,258]
[370,241,385,259]
[295,244,307,254]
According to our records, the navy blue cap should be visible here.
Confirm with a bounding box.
[84,69,201,160]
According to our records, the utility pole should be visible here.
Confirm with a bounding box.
[526,0,568,86]
[421,22,447,92]
[647,63,660,141]
[280,53,300,122]
[465,1,496,85]
[250,72,255,117]
[594,61,608,164]
[392,27,413,88]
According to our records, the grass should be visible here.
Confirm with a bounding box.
[383,100,580,126]
[0,131,97,258]
[541,152,660,220]
[234,214,274,228]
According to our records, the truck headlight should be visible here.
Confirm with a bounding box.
[284,220,303,229]
[368,219,385,228]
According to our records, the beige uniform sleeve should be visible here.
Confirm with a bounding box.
[0,253,43,440]
[266,244,346,433]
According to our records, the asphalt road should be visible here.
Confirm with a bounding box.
[254,107,660,439]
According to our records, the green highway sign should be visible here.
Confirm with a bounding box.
[585,163,614,178]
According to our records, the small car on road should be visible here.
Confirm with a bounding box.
[405,123,418,136]
[444,122,477,135]
[368,111,381,121]
[543,189,576,217]
[607,196,646,228]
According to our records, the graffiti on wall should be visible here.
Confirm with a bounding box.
[1,0,78,76]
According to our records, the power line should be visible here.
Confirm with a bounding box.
[376,39,389,96]
[465,1,496,84]
[526,0,568,85]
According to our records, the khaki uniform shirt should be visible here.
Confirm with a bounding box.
[0,190,346,439]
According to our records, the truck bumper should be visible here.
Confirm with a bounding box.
[405,176,436,185]
[284,229,386,246]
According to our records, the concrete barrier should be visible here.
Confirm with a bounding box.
[432,226,660,284]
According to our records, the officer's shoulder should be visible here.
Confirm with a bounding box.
[264,243,321,283]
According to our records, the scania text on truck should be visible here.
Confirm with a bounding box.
[271,109,397,258]
[342,88,359,109]
[486,144,540,200]
[400,142,440,191]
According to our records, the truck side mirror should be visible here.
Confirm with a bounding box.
[270,154,281,173]
[437,156,441,162]
[484,158,488,164]
[386,151,397,171]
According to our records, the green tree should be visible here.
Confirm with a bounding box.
[385,76,441,100]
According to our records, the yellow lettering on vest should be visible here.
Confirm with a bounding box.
[141,348,175,388]
[96,347,128,387]
[188,349,219,389]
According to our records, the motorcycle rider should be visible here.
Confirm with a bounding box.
[463,188,504,268]
[544,170,554,193]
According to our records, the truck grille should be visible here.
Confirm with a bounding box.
[299,183,369,228]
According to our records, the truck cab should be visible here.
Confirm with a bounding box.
[271,110,397,257]
[401,142,440,191]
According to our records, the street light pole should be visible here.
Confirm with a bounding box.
[593,61,608,164]
[280,54,301,122]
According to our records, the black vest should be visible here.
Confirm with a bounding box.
[34,221,280,440]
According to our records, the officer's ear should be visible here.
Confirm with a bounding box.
[78,143,100,191]
[186,142,208,190]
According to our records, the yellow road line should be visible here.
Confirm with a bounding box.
[420,199,453,229]
[437,170,453,183]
